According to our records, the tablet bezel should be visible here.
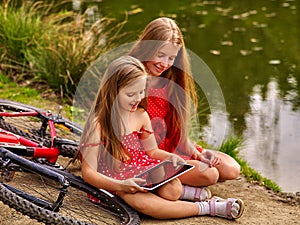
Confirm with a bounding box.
[135,160,195,191]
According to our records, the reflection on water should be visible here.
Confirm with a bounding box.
[241,78,300,193]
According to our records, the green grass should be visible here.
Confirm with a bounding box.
[217,135,282,192]
[0,73,41,103]
[0,72,74,118]
[0,1,44,63]
[197,134,281,192]
[0,0,125,102]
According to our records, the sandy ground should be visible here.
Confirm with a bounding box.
[0,100,299,224]
[0,175,299,225]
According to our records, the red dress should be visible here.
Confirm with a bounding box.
[88,129,161,201]
[97,129,160,180]
[147,84,203,156]
[147,84,178,153]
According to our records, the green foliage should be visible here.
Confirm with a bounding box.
[238,159,281,192]
[0,73,40,102]
[24,14,122,100]
[218,134,243,159]
[217,135,281,192]
[0,1,44,64]
[0,0,125,101]
[0,73,10,84]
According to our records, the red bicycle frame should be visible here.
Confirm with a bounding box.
[0,110,61,163]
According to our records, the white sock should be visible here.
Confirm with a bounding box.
[195,202,210,215]
[180,185,211,201]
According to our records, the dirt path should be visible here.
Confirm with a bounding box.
[0,175,299,225]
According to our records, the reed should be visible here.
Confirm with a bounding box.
[0,0,125,101]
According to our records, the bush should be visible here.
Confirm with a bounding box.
[0,1,44,72]
[0,0,125,101]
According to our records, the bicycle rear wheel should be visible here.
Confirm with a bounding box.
[0,99,81,158]
[0,148,140,225]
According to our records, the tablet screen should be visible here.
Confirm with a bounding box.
[136,160,194,190]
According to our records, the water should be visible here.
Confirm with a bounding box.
[242,78,300,192]
[80,0,300,192]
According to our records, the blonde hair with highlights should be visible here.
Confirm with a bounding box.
[129,17,198,150]
[79,56,148,169]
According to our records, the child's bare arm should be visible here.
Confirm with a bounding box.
[139,110,185,164]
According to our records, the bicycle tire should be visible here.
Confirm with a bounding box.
[0,148,140,225]
[48,165,140,225]
[0,99,81,158]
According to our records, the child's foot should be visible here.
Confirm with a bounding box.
[196,196,245,219]
[180,185,212,201]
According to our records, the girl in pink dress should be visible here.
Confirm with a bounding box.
[79,56,244,220]
[129,17,241,199]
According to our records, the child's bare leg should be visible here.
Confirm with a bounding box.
[215,152,241,181]
[179,160,219,186]
[118,192,244,220]
[118,191,199,219]
[154,178,182,200]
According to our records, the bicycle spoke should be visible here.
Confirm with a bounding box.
[1,166,122,224]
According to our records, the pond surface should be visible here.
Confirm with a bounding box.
[82,0,300,193]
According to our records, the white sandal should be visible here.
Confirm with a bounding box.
[208,196,245,219]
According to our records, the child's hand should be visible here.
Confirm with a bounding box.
[120,178,147,194]
[151,117,167,144]
[196,149,221,168]
[169,154,186,167]
[191,150,202,161]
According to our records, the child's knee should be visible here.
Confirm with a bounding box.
[203,167,219,185]
[226,163,241,180]
[156,178,182,200]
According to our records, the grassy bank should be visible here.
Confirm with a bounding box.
[217,136,281,192]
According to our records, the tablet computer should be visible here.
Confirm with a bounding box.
[135,160,195,191]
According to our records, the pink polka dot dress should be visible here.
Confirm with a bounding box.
[97,129,160,180]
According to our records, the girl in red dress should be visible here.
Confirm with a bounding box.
[79,56,244,219]
[129,17,241,199]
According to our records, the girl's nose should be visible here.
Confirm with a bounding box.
[135,94,142,102]
[159,57,169,67]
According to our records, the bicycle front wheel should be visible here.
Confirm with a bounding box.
[0,148,140,225]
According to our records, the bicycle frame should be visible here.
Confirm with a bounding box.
[0,108,80,163]
[0,100,140,225]
[0,128,59,163]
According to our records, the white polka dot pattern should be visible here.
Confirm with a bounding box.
[147,85,174,151]
[97,130,160,180]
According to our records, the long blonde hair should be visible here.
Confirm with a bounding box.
[129,17,198,150]
[79,56,148,168]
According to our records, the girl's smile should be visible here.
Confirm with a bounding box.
[118,76,147,113]
[145,43,180,77]
[130,102,140,111]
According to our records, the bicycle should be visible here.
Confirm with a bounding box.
[0,99,140,225]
